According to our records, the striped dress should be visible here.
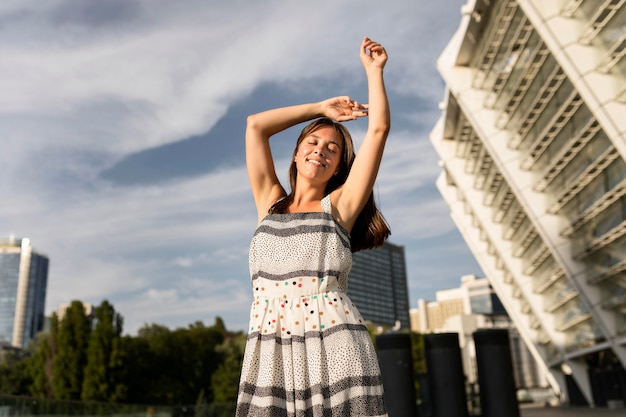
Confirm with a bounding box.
[235,195,387,417]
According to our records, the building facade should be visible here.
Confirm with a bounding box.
[348,241,411,329]
[0,236,49,348]
[430,0,626,407]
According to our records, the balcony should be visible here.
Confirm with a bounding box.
[535,118,601,193]
[588,259,626,285]
[530,315,541,329]
[597,32,626,74]
[523,241,552,276]
[520,92,584,171]
[602,293,626,310]
[502,204,526,240]
[472,0,519,89]
[560,0,584,17]
[509,67,567,149]
[548,147,620,214]
[556,313,592,332]
[545,289,579,313]
[575,218,626,259]
[472,153,493,190]
[534,268,566,294]
[493,189,515,223]
[578,0,626,45]
[495,255,506,270]
[463,136,483,165]
[484,17,534,108]
[454,121,474,158]
[537,331,552,345]
[495,42,550,129]
[512,222,538,257]
[483,170,504,206]
[560,177,626,237]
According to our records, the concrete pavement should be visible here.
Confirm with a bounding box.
[520,404,626,416]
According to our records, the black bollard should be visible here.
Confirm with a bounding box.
[376,332,418,417]
[473,329,520,417]
[424,333,468,417]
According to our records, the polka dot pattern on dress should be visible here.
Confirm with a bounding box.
[236,195,387,417]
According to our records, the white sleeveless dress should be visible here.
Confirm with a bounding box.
[235,195,387,417]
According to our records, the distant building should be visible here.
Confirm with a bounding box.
[430,0,626,407]
[348,241,411,329]
[0,236,49,348]
[412,274,506,332]
[56,302,94,322]
[410,274,547,389]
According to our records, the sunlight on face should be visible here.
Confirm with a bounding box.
[295,126,344,180]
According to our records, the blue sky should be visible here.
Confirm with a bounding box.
[0,0,483,334]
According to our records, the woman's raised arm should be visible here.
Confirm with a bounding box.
[246,97,367,221]
[333,37,390,230]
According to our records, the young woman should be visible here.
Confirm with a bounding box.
[236,37,391,417]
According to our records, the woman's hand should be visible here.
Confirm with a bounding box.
[320,96,368,122]
[360,37,387,71]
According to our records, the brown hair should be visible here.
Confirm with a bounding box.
[270,118,390,252]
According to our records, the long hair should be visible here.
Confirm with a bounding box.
[270,118,390,252]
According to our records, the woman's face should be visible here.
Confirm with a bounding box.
[294,126,343,184]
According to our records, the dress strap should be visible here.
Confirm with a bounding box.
[321,195,332,214]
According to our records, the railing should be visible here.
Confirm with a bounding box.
[0,396,235,417]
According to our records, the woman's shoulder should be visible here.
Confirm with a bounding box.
[326,190,354,233]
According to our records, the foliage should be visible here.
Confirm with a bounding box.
[211,331,246,404]
[0,348,30,394]
[28,313,58,398]
[410,331,427,401]
[52,300,92,400]
[123,318,227,406]
[0,300,243,409]
[81,300,126,402]
[0,304,429,411]
[410,331,426,374]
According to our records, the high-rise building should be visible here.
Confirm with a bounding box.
[430,0,626,407]
[348,242,411,328]
[0,236,49,348]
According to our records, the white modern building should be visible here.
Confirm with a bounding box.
[430,0,626,408]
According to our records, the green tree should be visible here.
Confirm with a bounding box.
[181,319,225,403]
[120,333,156,404]
[410,331,426,374]
[134,323,182,404]
[213,316,226,334]
[28,313,59,398]
[82,300,127,402]
[52,300,91,400]
[410,331,427,401]
[0,348,31,395]
[211,330,246,404]
[123,319,225,405]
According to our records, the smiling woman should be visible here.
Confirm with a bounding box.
[236,37,391,417]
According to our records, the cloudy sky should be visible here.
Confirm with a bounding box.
[1,0,483,335]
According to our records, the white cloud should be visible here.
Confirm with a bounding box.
[0,1,479,334]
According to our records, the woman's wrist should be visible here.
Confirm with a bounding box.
[364,66,384,77]
[313,101,325,118]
